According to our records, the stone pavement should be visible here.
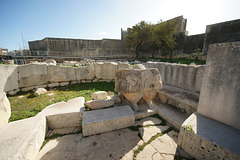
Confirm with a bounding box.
[36,116,193,160]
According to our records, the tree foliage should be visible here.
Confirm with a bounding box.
[125,19,177,59]
[125,21,151,58]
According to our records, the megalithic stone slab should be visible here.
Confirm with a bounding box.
[82,105,135,136]
[0,92,11,128]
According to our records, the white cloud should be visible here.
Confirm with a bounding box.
[98,31,107,36]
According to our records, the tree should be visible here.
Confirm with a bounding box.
[125,21,151,59]
[152,20,177,59]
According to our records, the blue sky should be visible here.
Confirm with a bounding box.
[1,0,240,51]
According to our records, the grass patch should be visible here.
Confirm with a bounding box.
[145,57,206,65]
[8,82,116,122]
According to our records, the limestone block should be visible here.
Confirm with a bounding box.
[59,82,69,86]
[37,97,85,129]
[0,92,11,128]
[115,68,162,93]
[91,91,107,100]
[19,64,48,88]
[21,86,36,92]
[110,95,121,103]
[35,84,47,89]
[34,88,47,96]
[85,100,114,110]
[0,116,46,160]
[44,59,56,65]
[133,64,146,69]
[95,62,118,80]
[117,63,130,70]
[48,83,59,88]
[48,65,76,82]
[75,65,95,80]
[0,64,19,92]
[7,89,20,96]
[123,92,143,111]
[82,105,135,136]
[198,42,240,130]
[71,81,78,84]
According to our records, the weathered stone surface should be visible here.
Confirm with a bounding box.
[59,81,69,86]
[133,64,146,69]
[35,84,47,89]
[19,64,48,88]
[123,92,143,111]
[75,65,95,80]
[0,92,11,128]
[85,100,114,110]
[91,91,107,100]
[82,105,135,136]
[0,116,46,160]
[135,117,162,126]
[0,64,19,92]
[37,128,141,160]
[115,68,162,93]
[34,88,47,96]
[95,62,118,80]
[110,95,121,103]
[48,83,59,88]
[21,86,36,92]
[198,42,240,130]
[44,59,56,65]
[71,81,78,84]
[178,113,240,160]
[37,97,85,129]
[7,89,20,96]
[136,144,164,160]
[139,126,169,142]
[48,65,76,82]
[117,62,130,70]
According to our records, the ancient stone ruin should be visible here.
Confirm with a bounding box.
[0,42,239,159]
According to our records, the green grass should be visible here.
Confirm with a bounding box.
[8,82,116,122]
[144,57,206,65]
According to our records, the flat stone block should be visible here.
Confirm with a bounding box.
[178,113,240,160]
[82,105,135,136]
[48,83,59,88]
[48,65,76,82]
[0,64,19,92]
[0,92,11,128]
[37,97,85,129]
[0,116,46,160]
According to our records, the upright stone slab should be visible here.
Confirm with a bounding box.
[198,42,240,130]
[0,92,11,128]
[75,65,95,80]
[48,65,76,82]
[0,64,19,92]
[95,62,118,80]
[178,42,240,160]
[19,64,48,88]
[82,105,135,136]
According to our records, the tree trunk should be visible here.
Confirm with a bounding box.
[135,46,138,59]
[170,50,173,59]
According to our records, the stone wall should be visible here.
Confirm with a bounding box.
[146,62,205,92]
[29,38,135,58]
[203,19,240,53]
[183,34,205,54]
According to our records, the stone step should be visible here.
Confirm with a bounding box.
[153,98,188,130]
[134,103,157,120]
[158,84,199,116]
[37,97,85,129]
[0,116,46,160]
[82,105,135,136]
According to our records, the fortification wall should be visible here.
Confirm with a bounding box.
[183,34,205,54]
[29,38,135,58]
[203,19,240,53]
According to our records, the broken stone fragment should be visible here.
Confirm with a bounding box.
[0,92,11,128]
[91,91,107,100]
[85,100,114,110]
[34,88,47,96]
[110,95,121,104]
